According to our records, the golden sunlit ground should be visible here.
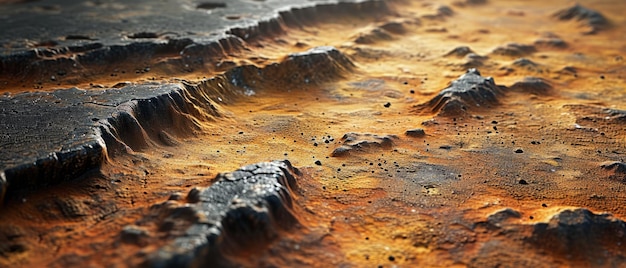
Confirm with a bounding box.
[1,0,626,267]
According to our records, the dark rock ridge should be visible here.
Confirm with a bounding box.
[0,46,354,204]
[234,46,355,88]
[331,133,398,157]
[143,160,301,268]
[414,68,506,117]
[0,81,233,204]
[553,4,610,34]
[529,208,626,263]
[0,0,388,83]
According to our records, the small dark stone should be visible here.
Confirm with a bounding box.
[314,160,322,166]
[405,128,426,137]
[388,255,396,261]
[384,102,391,108]
[515,149,524,153]
[518,179,528,185]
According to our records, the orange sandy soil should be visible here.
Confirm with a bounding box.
[2,0,626,267]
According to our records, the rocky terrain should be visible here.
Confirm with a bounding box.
[1,0,626,267]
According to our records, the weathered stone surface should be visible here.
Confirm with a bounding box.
[143,160,301,268]
[553,4,610,34]
[0,44,353,203]
[332,133,398,157]
[529,209,626,262]
[414,68,506,116]
[405,128,426,138]
[0,81,234,202]
[0,0,388,82]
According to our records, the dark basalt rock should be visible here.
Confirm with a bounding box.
[405,128,426,138]
[509,77,552,95]
[144,160,301,268]
[331,133,398,157]
[0,0,388,82]
[0,45,354,204]
[491,43,536,57]
[414,68,506,117]
[229,46,354,90]
[601,161,626,173]
[529,209,626,262]
[553,4,610,34]
[0,82,233,203]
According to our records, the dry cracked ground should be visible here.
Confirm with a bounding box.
[1,0,626,267]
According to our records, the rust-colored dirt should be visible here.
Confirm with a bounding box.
[2,0,626,267]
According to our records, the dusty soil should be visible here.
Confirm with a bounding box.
[2,0,626,267]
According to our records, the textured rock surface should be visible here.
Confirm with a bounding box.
[0,0,386,82]
[331,133,398,157]
[1,0,626,267]
[0,81,234,201]
[0,44,354,202]
[530,209,626,263]
[143,160,300,268]
[414,68,506,116]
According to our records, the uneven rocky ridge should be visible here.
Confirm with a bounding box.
[1,0,626,267]
[0,0,388,86]
[139,160,301,267]
[0,45,354,203]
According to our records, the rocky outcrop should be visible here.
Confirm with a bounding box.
[142,160,301,268]
[0,0,388,85]
[529,209,626,262]
[0,45,354,204]
[414,68,506,117]
[331,133,398,157]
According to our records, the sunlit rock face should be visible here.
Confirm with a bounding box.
[415,68,506,117]
[1,0,626,267]
[142,160,300,267]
